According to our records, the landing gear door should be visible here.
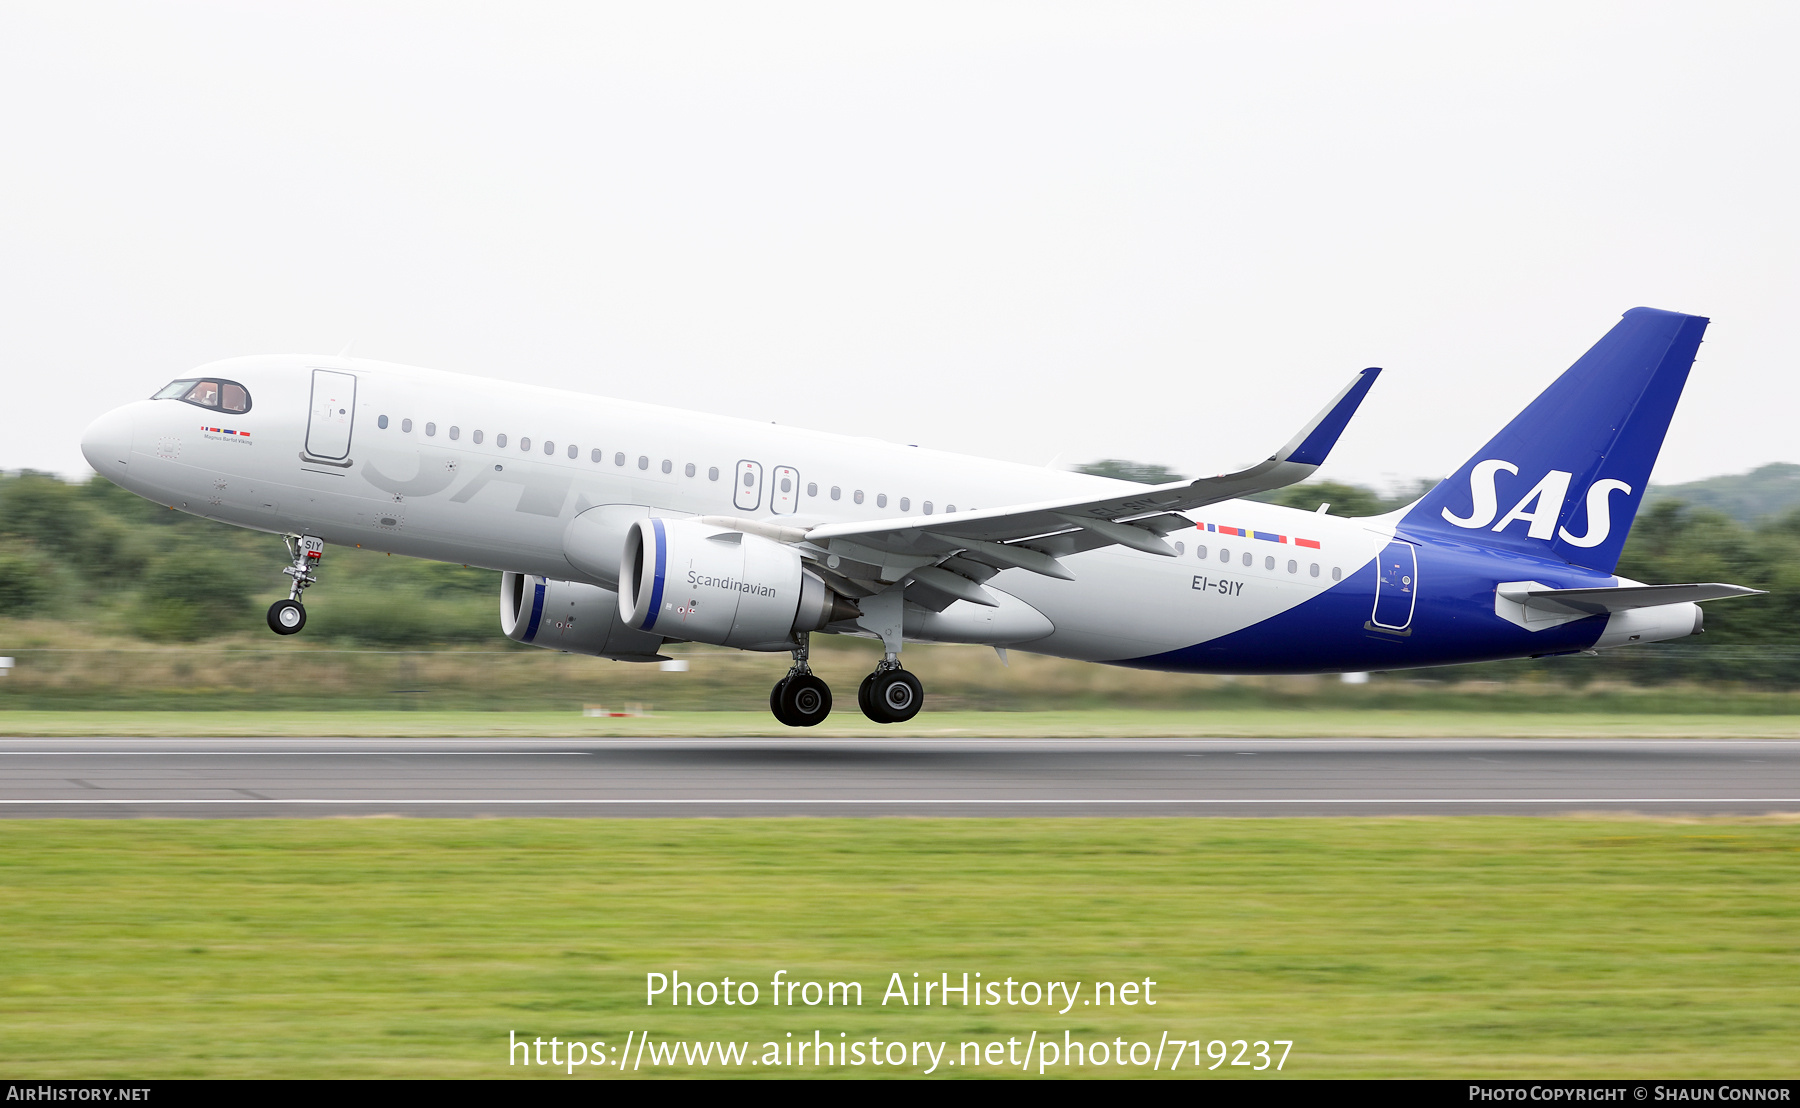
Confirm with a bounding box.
[1371,539,1418,631]
[305,369,357,460]
[734,460,763,512]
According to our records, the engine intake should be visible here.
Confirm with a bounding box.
[500,571,666,660]
[618,517,858,651]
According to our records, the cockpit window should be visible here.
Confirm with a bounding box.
[154,378,251,414]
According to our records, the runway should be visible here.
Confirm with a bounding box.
[2,737,1799,816]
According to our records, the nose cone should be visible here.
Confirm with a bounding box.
[81,405,136,479]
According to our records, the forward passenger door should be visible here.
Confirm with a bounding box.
[305,369,357,461]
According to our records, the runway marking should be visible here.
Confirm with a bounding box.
[4,739,1798,750]
[3,798,1798,806]
[4,742,1797,756]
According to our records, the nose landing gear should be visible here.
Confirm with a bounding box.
[267,534,324,636]
[769,635,833,727]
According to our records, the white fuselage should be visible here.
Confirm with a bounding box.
[82,355,1385,664]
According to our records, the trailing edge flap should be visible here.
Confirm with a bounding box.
[1497,581,1765,618]
[803,368,1380,571]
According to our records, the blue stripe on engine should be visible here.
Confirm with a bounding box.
[641,518,668,632]
[524,578,547,642]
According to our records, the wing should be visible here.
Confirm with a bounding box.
[792,367,1380,610]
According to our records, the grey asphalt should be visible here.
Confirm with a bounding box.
[2,737,1798,817]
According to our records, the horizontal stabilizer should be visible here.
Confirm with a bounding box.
[1497,581,1764,618]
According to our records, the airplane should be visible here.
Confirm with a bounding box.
[79,307,1762,726]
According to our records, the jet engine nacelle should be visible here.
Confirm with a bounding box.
[618,518,858,651]
[500,571,666,660]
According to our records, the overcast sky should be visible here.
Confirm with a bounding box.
[3,2,1795,490]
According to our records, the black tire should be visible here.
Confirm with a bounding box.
[769,677,794,726]
[857,673,878,722]
[866,669,923,724]
[779,674,833,727]
[267,599,306,635]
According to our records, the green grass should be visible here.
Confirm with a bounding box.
[2,818,1797,1078]
[1,708,1798,738]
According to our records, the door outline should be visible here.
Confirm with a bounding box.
[305,369,357,461]
[1370,539,1418,630]
[733,460,763,512]
[770,466,799,515]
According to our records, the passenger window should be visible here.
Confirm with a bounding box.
[923,501,933,515]
[877,493,888,508]
[425,422,436,437]
[402,418,413,433]
[1242,552,1252,567]
[1195,544,1207,559]
[378,415,389,429]
[520,437,531,451]
[497,434,508,448]
[780,476,792,493]
[854,490,865,504]
[899,497,910,511]
[742,470,754,486]
[1219,548,1231,562]
[946,504,955,513]
[221,383,249,413]
[182,381,220,407]
[1332,567,1342,581]
[450,426,460,441]
[639,456,649,470]
[568,445,577,459]
[1174,540,1184,555]
[686,463,696,477]
[807,482,817,497]
[831,486,841,500]
[1287,559,1297,573]
[474,430,484,444]
[1310,563,1320,577]
[592,449,602,463]
[615,453,625,466]
[708,466,719,480]
[543,441,554,455]
[1265,556,1274,570]
[662,459,672,474]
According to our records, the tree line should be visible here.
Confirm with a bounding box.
[1,469,1795,687]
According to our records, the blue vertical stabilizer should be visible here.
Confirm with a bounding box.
[1401,307,1708,573]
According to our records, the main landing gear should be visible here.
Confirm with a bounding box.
[267,534,324,636]
[769,635,833,727]
[858,659,923,725]
[767,637,926,727]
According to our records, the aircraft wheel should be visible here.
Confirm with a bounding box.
[769,677,794,725]
[779,674,833,727]
[267,599,306,635]
[857,673,877,720]
[865,669,923,724]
